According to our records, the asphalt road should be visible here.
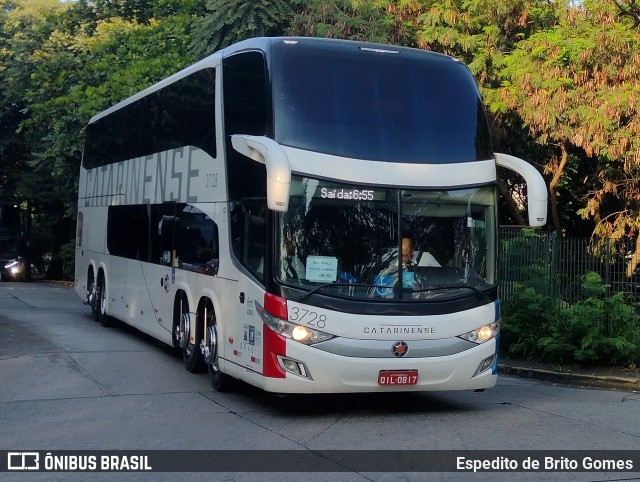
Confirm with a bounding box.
[1,282,639,481]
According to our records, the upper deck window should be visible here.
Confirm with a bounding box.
[83,68,216,169]
[271,42,492,164]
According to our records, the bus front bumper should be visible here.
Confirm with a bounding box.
[258,337,498,394]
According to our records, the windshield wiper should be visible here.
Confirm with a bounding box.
[295,281,494,303]
[411,284,493,302]
[296,282,375,303]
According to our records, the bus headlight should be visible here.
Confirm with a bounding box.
[256,301,334,345]
[458,321,499,344]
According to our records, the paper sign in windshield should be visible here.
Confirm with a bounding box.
[306,256,338,283]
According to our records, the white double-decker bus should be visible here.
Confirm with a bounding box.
[75,37,547,393]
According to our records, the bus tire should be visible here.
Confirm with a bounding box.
[175,293,205,373]
[96,273,112,327]
[87,269,99,321]
[204,302,233,392]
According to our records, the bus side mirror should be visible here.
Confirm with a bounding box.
[231,135,291,212]
[494,152,548,227]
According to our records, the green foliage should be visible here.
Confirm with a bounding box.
[289,0,408,44]
[57,239,76,281]
[190,0,295,58]
[495,1,640,237]
[503,271,640,366]
[501,284,560,358]
[0,0,202,260]
[500,228,557,358]
[539,273,640,365]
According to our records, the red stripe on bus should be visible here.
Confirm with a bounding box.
[262,323,286,378]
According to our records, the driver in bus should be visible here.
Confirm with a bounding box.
[376,237,441,291]
[402,237,441,268]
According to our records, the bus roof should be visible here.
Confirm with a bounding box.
[88,37,463,125]
[221,36,458,63]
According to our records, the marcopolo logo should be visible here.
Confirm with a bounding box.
[8,452,40,470]
[392,341,409,357]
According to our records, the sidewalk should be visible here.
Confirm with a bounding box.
[499,357,640,391]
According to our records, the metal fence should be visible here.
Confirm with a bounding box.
[498,228,640,305]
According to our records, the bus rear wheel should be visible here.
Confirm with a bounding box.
[175,293,204,373]
[203,305,232,392]
[96,274,112,327]
[87,271,99,321]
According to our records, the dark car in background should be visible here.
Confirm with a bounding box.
[0,203,22,281]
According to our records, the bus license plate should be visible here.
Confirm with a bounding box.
[378,370,418,386]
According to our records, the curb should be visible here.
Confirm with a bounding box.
[43,280,74,288]
[498,364,640,391]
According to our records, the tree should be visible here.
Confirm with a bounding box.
[0,0,205,277]
[0,0,68,277]
[190,0,295,58]
[0,0,61,201]
[611,0,640,26]
[494,1,640,266]
[290,0,415,44]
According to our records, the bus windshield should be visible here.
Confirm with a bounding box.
[276,175,496,301]
[272,41,492,164]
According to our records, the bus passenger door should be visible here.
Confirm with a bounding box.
[139,260,174,340]
[137,203,180,342]
[225,200,270,385]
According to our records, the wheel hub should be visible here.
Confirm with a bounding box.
[204,325,218,368]
[176,311,190,349]
[87,282,95,306]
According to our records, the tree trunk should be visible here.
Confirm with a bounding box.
[24,198,32,281]
[548,142,568,233]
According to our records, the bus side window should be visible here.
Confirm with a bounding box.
[230,201,266,283]
[175,207,219,276]
[107,205,150,261]
[150,203,180,266]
